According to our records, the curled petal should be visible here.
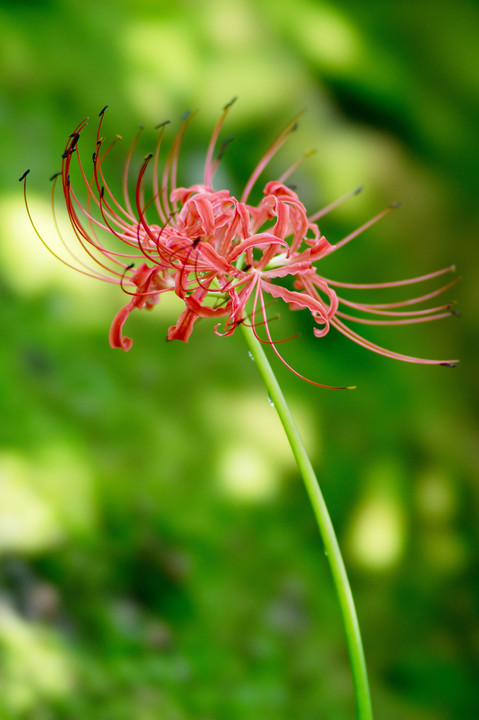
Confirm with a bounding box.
[109,304,134,351]
[264,180,301,200]
[262,259,312,278]
[167,306,201,342]
[313,319,331,338]
[261,279,330,335]
[228,233,289,262]
[185,293,230,318]
[307,235,333,260]
[109,262,171,350]
[294,271,339,317]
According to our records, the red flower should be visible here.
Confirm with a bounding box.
[21,100,458,386]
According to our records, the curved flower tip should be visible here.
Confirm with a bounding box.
[109,306,134,351]
[23,102,458,386]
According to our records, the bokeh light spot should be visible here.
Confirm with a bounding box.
[0,605,74,714]
[0,453,61,552]
[346,461,406,571]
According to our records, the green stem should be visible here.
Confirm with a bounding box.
[240,322,373,720]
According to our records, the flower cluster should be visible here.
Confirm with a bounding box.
[22,100,458,386]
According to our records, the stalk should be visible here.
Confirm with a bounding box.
[240,322,373,720]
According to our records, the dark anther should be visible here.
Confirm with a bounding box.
[92,152,96,163]
[120,264,136,294]
[193,237,201,248]
[242,264,251,272]
[66,174,70,186]
[353,185,363,195]
[49,171,61,181]
[70,133,80,150]
[155,120,171,129]
[451,309,461,317]
[217,136,234,160]
[291,122,299,132]
[18,169,30,182]
[99,105,109,117]
[100,186,105,198]
[181,110,192,121]
[224,97,238,110]
[389,201,402,209]
[440,362,457,367]
[62,148,76,159]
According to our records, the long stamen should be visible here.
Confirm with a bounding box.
[331,316,458,365]
[79,158,139,269]
[241,112,305,203]
[76,137,138,257]
[60,143,128,277]
[123,125,144,217]
[336,310,453,325]
[204,97,237,187]
[152,120,170,223]
[51,172,112,274]
[162,111,197,217]
[64,181,128,277]
[343,276,460,310]
[323,265,456,290]
[337,301,453,318]
[91,141,135,236]
[21,171,118,283]
[88,107,136,235]
[210,135,235,180]
[135,153,167,257]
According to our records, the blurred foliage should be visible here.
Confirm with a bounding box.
[1,0,478,718]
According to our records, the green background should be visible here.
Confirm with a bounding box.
[0,1,477,718]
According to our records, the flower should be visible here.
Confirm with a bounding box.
[21,100,458,387]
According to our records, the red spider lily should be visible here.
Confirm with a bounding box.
[21,100,458,387]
